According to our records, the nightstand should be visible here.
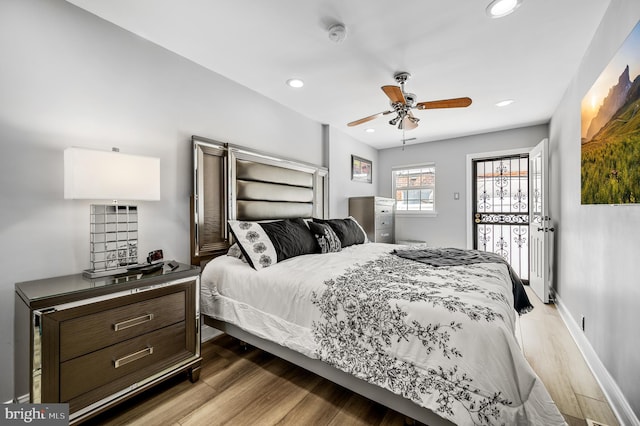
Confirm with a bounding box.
[14,262,202,424]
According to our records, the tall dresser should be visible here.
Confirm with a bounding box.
[349,196,395,243]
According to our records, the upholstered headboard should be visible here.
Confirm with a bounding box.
[190,136,328,266]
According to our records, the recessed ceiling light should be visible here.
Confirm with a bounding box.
[365,128,375,133]
[496,99,515,107]
[486,0,522,18]
[286,78,304,88]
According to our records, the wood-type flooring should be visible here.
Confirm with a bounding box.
[87,287,619,426]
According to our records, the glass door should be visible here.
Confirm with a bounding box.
[472,154,530,282]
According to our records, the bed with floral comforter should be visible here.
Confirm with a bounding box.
[201,242,566,426]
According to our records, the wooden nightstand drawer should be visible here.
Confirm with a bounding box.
[60,291,186,362]
[60,322,188,403]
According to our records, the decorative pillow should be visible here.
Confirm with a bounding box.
[228,220,277,269]
[308,222,342,253]
[313,216,368,248]
[228,218,318,270]
[226,243,247,262]
[348,216,370,243]
[261,217,319,258]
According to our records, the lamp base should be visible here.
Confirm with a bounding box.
[88,204,139,277]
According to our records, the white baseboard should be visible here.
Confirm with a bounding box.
[555,293,639,426]
[5,395,29,404]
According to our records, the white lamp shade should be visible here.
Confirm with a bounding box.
[64,147,160,201]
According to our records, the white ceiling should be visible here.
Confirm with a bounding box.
[66,0,610,149]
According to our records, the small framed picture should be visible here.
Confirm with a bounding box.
[351,155,372,183]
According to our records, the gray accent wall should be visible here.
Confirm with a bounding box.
[0,0,325,401]
[550,0,640,422]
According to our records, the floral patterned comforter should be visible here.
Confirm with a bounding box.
[202,243,565,426]
[310,252,564,426]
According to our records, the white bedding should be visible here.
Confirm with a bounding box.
[201,243,566,426]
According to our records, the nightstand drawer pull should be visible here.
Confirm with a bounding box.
[114,346,154,368]
[114,313,154,331]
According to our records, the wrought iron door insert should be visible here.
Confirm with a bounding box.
[473,155,529,282]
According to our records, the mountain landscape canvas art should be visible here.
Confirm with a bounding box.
[581,20,640,204]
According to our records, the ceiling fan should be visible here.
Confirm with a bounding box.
[347,72,472,131]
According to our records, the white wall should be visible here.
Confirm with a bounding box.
[549,0,640,422]
[378,125,549,248]
[328,126,379,217]
[0,0,324,402]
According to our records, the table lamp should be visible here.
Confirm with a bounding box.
[64,147,160,277]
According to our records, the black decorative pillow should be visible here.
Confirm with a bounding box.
[308,222,342,253]
[313,216,368,248]
[228,218,318,270]
[261,218,319,259]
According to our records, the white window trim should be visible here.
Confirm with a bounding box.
[392,162,438,217]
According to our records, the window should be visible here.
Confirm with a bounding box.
[392,164,436,213]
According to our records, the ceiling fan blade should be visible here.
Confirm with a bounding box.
[347,111,392,127]
[416,97,472,110]
[381,85,406,104]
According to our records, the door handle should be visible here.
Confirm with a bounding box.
[537,227,555,232]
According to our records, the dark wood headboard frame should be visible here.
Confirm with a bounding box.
[190,135,329,266]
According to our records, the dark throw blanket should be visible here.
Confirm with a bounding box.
[392,247,533,314]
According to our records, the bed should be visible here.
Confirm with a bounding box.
[190,136,566,426]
